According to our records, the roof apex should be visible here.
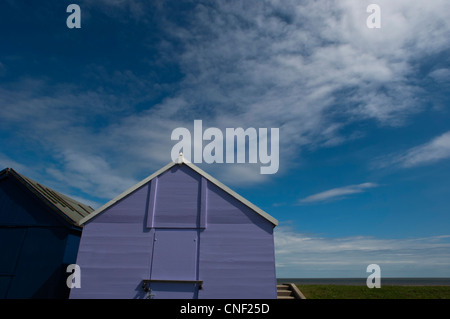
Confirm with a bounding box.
[78,160,278,227]
[177,152,186,164]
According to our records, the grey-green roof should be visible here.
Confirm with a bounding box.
[1,168,94,226]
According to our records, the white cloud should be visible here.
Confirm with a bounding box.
[429,68,450,83]
[45,150,139,200]
[1,0,450,196]
[380,131,450,168]
[157,0,450,163]
[275,226,450,277]
[299,183,378,203]
[401,132,450,167]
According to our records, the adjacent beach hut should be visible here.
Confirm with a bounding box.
[71,154,278,299]
[0,168,94,299]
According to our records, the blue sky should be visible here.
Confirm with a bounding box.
[1,0,450,278]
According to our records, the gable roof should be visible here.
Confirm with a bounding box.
[0,168,94,226]
[79,153,278,227]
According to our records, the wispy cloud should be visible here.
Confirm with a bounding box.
[45,150,139,201]
[299,182,379,203]
[429,68,450,83]
[1,0,450,197]
[0,153,29,174]
[397,131,450,168]
[275,226,450,277]
[378,131,450,169]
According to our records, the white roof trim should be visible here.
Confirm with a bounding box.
[78,154,278,227]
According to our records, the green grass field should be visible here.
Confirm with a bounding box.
[296,285,450,299]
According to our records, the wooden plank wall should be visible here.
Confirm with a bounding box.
[71,165,276,299]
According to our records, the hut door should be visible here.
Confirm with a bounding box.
[149,229,199,299]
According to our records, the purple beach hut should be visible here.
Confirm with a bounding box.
[70,154,278,299]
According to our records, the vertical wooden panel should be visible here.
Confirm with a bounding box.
[199,177,207,229]
[150,229,198,280]
[153,166,201,228]
[146,178,158,229]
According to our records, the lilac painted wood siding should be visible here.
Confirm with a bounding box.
[70,165,276,299]
[198,181,276,299]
